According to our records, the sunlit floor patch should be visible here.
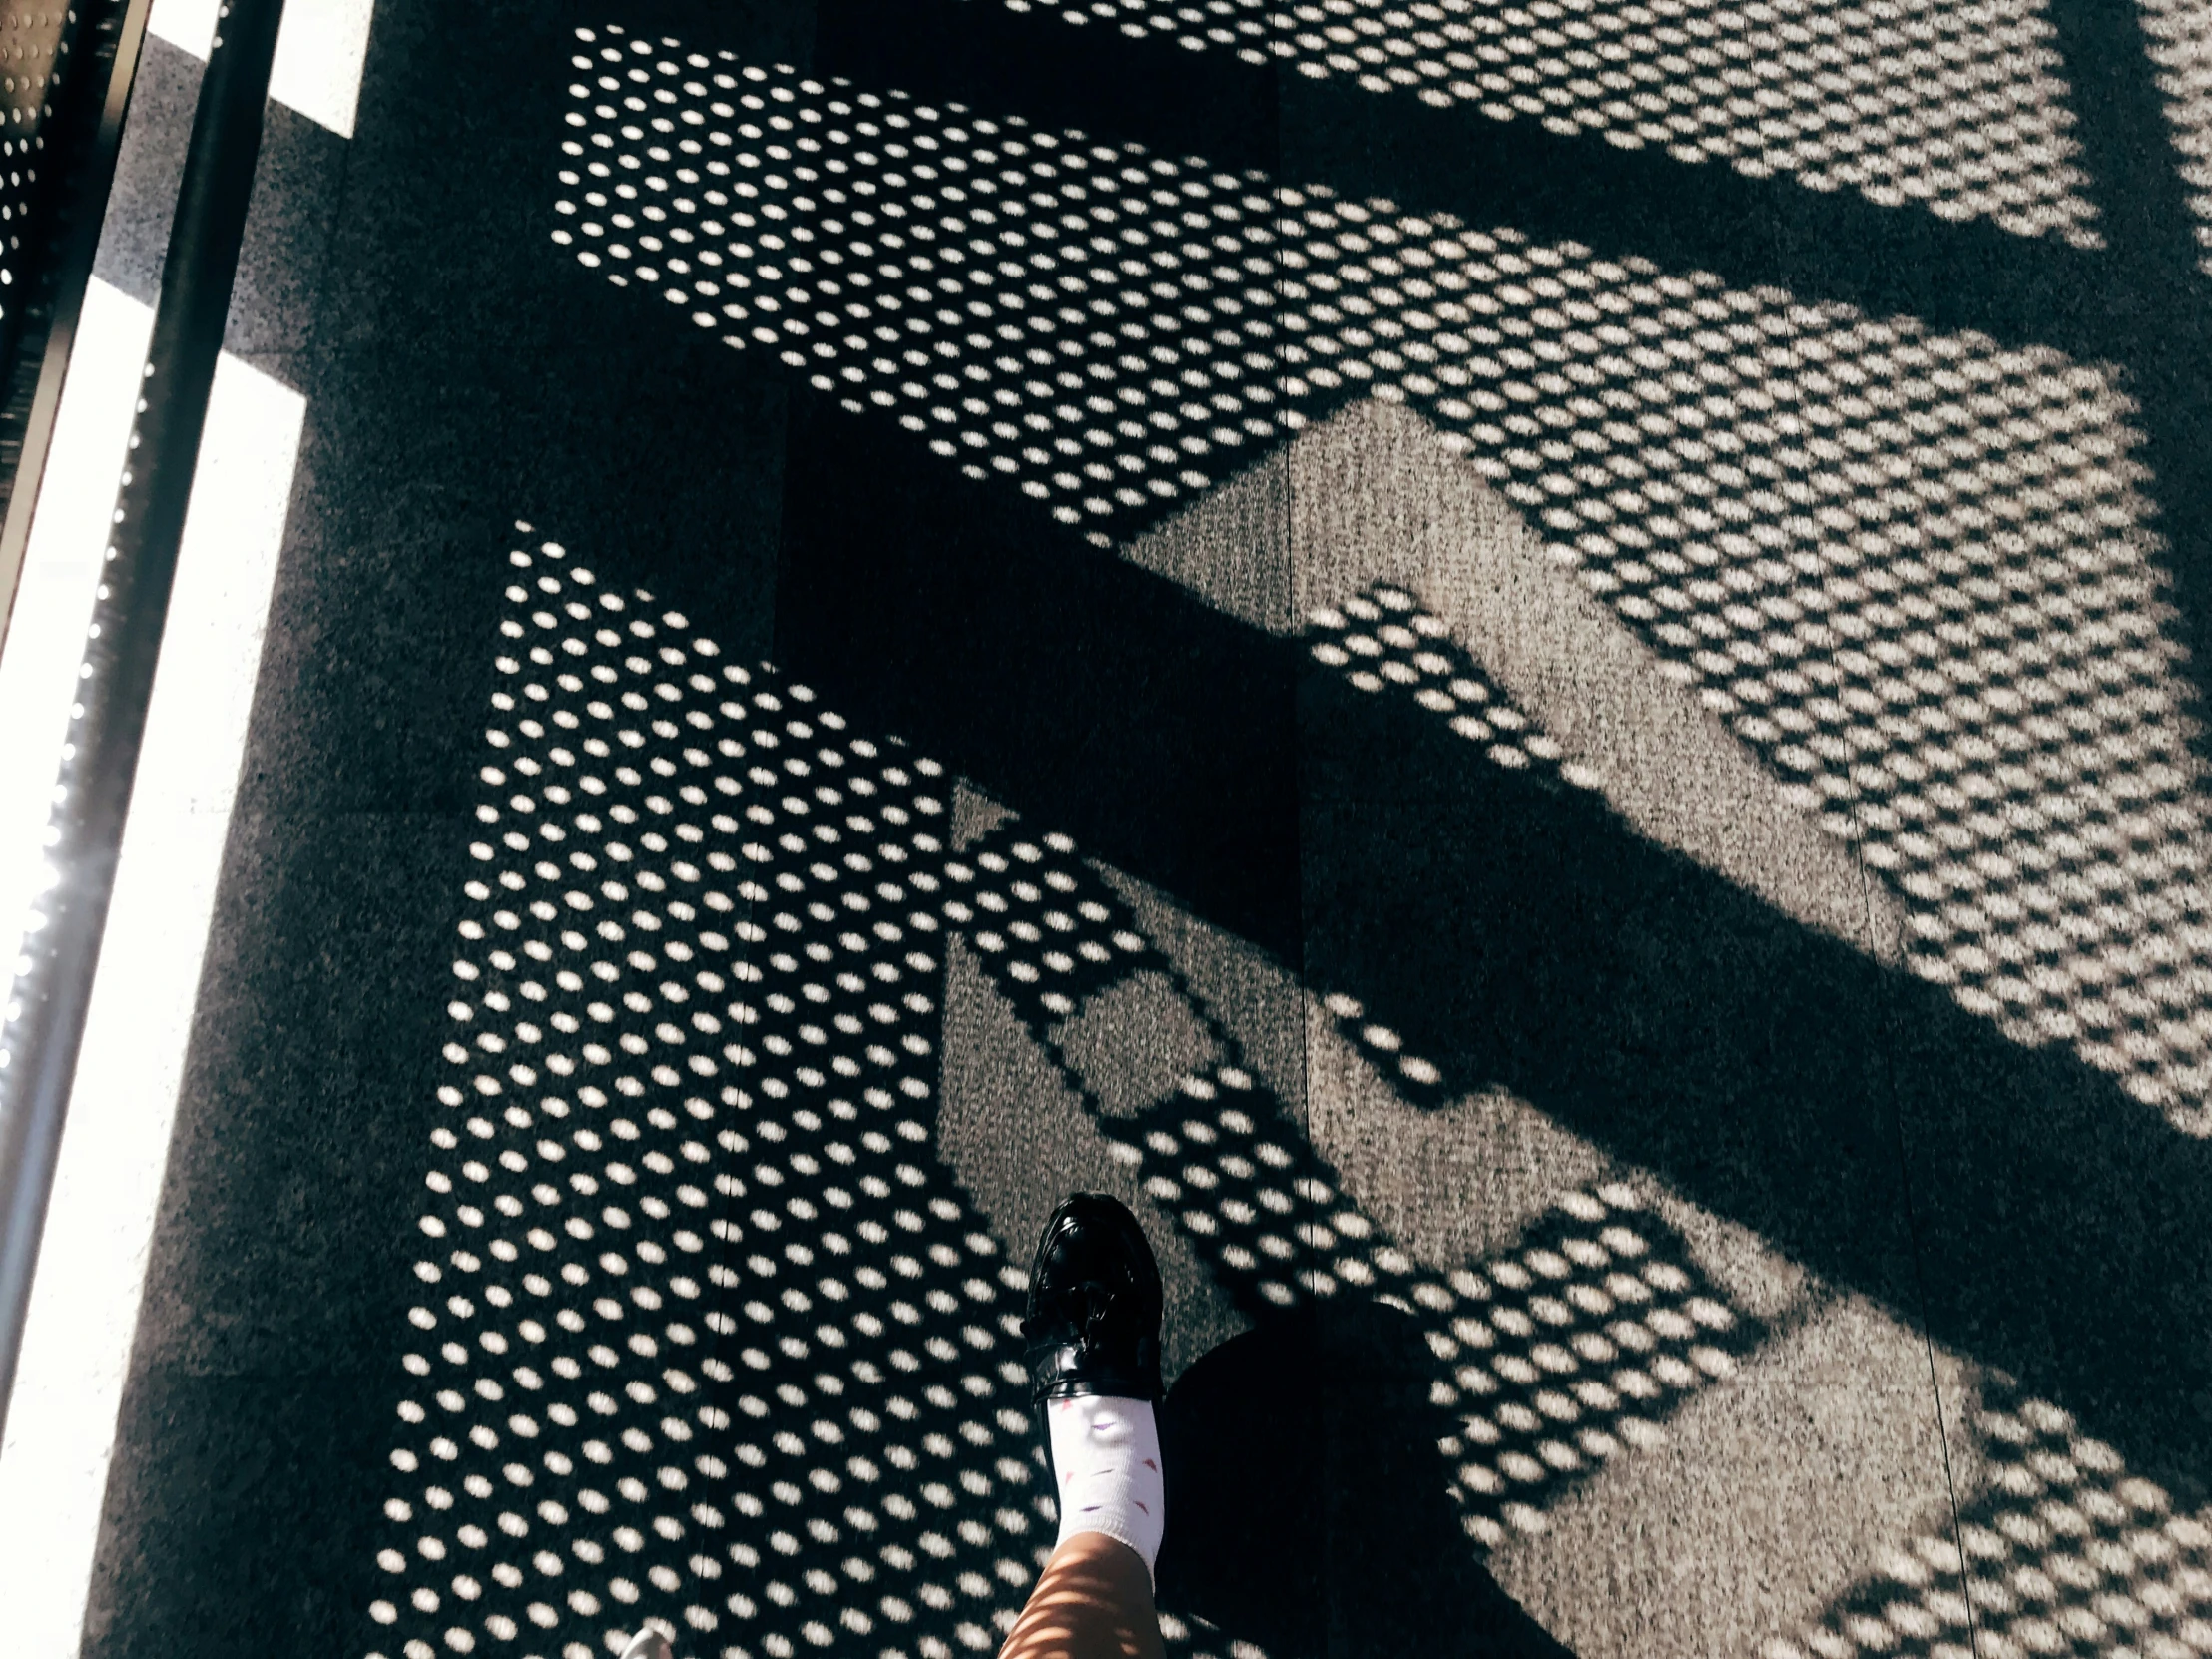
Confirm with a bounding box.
[941,814,1770,1549]
[1763,1372,2212,1659]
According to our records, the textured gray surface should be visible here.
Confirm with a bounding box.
[33,1,2212,1657]
[937,938,1246,1387]
[1495,1292,1968,1659]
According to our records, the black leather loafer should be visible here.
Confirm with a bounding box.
[1021,1192,1165,1403]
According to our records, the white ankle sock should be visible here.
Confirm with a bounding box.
[1047,1393,1166,1581]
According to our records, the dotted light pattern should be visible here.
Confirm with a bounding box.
[368,534,1301,1659]
[0,7,73,327]
[1402,279,2212,1131]
[980,0,2102,248]
[551,42,2212,1133]
[2141,0,2212,277]
[948,821,1766,1548]
[1119,1081,1761,1548]
[555,28,1293,540]
[366,537,1039,1659]
[1766,1375,2212,1659]
[364,538,753,1659]
[1307,580,1589,789]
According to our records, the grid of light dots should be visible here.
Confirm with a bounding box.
[367,535,1297,1659]
[2141,0,2212,277]
[972,0,2101,249]
[555,26,1301,544]
[0,8,73,330]
[551,40,2212,1131]
[367,533,1072,1659]
[945,824,1761,1548]
[1142,1106,1759,1549]
[1307,581,1590,787]
[1765,1374,2212,1659]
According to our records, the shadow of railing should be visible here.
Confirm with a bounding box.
[773,387,2212,1506]
[946,812,1776,1656]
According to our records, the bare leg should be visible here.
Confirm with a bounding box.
[1001,1530,1168,1659]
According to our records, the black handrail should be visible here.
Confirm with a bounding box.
[0,0,287,1437]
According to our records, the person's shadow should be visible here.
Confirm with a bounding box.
[1157,1300,1575,1659]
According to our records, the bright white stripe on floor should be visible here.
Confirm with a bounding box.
[149,0,375,137]
[0,279,159,1023]
[0,339,305,1658]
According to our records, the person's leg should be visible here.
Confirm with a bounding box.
[620,1193,1173,1659]
[1002,1530,1167,1659]
[1003,1192,1173,1659]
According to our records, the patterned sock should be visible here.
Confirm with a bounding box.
[1046,1393,1167,1581]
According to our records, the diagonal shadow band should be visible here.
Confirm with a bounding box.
[809,0,2117,360]
[801,0,2212,786]
[2034,0,2212,858]
[769,385,2212,1500]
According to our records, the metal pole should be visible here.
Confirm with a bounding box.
[0,0,287,1437]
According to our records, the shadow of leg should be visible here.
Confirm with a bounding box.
[1158,1308,1576,1658]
